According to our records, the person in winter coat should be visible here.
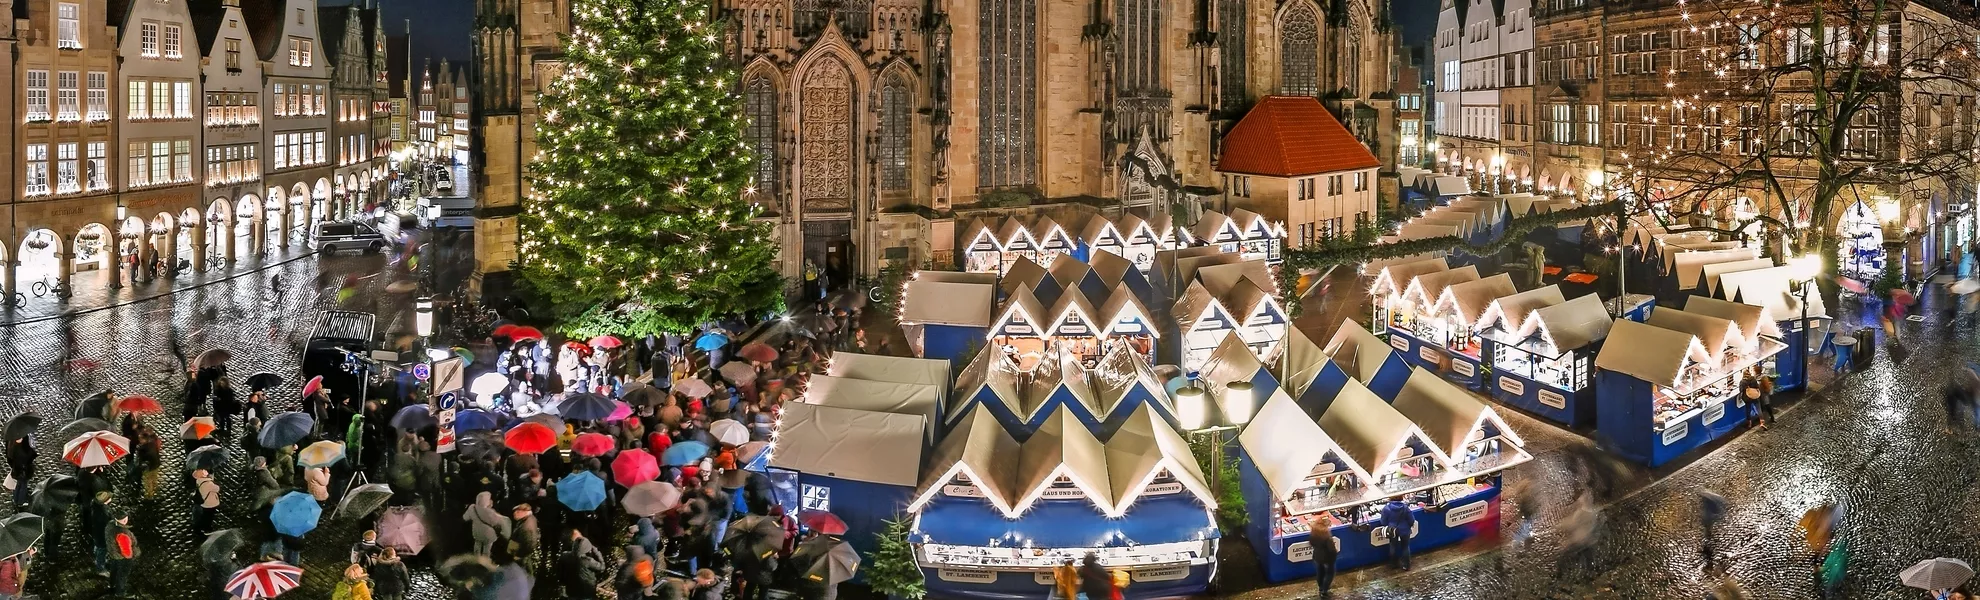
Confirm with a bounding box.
[305,466,332,502]
[690,568,727,600]
[349,530,382,569]
[271,445,297,487]
[212,377,240,435]
[367,547,410,600]
[1305,515,1342,598]
[1379,499,1416,570]
[129,424,162,498]
[616,545,658,600]
[186,368,214,420]
[511,504,541,572]
[1051,558,1079,600]
[7,436,37,510]
[332,562,373,600]
[463,491,512,557]
[104,510,138,596]
[1077,554,1114,600]
[83,491,113,576]
[251,456,283,510]
[633,517,662,560]
[346,410,368,476]
[0,549,32,600]
[559,530,607,600]
[192,468,222,537]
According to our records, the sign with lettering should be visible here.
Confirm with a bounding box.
[1396,445,1415,459]
[1033,571,1057,585]
[1287,541,1313,562]
[1704,402,1727,424]
[1419,346,1443,364]
[1306,462,1337,477]
[1113,322,1145,334]
[1040,487,1087,500]
[1370,523,1420,547]
[1499,377,1525,396]
[942,484,986,498]
[1444,501,1489,527]
[1451,360,1475,377]
[1537,389,1565,409]
[1390,335,1411,351]
[1058,325,1089,335]
[1661,421,1689,446]
[1004,324,1034,335]
[1132,566,1190,582]
[937,569,998,584]
[1142,482,1185,496]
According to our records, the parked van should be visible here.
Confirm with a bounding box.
[315,221,387,254]
[418,195,477,229]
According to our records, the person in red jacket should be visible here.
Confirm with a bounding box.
[104,510,138,597]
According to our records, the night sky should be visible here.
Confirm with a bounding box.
[359,0,1439,79]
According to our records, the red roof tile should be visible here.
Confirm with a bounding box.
[1216,96,1380,177]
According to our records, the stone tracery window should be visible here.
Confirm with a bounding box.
[1117,0,1162,93]
[801,58,854,212]
[978,0,1037,188]
[745,75,780,206]
[1280,3,1319,97]
[878,78,911,190]
[1219,0,1248,110]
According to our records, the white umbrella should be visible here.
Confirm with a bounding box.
[709,419,749,446]
[63,431,130,468]
[1952,279,1980,295]
[1901,557,1975,591]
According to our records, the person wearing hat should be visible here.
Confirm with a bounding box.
[349,530,382,570]
[103,509,138,596]
[511,504,541,574]
[83,491,114,577]
[332,562,372,600]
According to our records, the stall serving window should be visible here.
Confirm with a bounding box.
[1651,376,1738,431]
[1490,340,1591,389]
[1280,463,1362,516]
[917,540,1211,570]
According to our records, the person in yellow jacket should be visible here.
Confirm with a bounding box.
[333,562,373,600]
[1052,559,1079,600]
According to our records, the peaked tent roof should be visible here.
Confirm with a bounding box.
[1684,295,1779,340]
[900,280,996,326]
[991,284,1051,335]
[913,408,1022,514]
[1014,408,1116,513]
[1527,293,1615,352]
[1000,257,1053,298]
[1673,248,1763,290]
[961,218,1001,250]
[1239,389,1361,500]
[949,343,1025,417]
[1104,404,1216,513]
[1440,273,1518,327]
[1046,287,1104,336]
[1718,265,1829,322]
[1086,249,1137,287]
[1089,345,1170,417]
[1595,319,1700,388]
[1098,286,1158,336]
[1478,285,1567,333]
[1700,258,1776,296]
[1198,260,1277,298]
[1022,350,1102,419]
[1082,215,1124,246]
[1646,309,1736,360]
[1278,327,1332,399]
[1048,257,1095,293]
[1216,96,1381,177]
[1391,368,1518,454]
[1199,333,1269,402]
[1370,257,1449,298]
[1405,265,1482,309]
[1325,321,1400,384]
[1172,280,1234,331]
[771,403,927,487]
[997,218,1038,249]
[1319,380,1446,479]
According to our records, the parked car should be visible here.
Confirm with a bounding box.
[417,195,476,230]
[315,221,387,254]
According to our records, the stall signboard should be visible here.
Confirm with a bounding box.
[1033,572,1057,585]
[1419,346,1443,364]
[939,569,1000,584]
[943,484,986,498]
[1390,336,1411,351]
[1661,422,1689,446]
[1537,389,1565,409]
[1445,501,1490,527]
[1705,402,1726,424]
[1451,360,1475,377]
[1369,523,1422,546]
[1133,566,1192,582]
[1499,377,1524,396]
[1145,482,1186,495]
[1287,541,1314,562]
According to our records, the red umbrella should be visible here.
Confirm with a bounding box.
[571,432,615,457]
[493,324,519,338]
[589,335,624,349]
[611,449,660,486]
[509,326,544,341]
[797,510,848,536]
[503,422,557,454]
[1836,276,1870,294]
[1892,288,1917,306]
[64,431,131,468]
[738,342,778,363]
[301,376,324,399]
[114,395,162,416]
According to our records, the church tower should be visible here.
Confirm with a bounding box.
[471,0,525,292]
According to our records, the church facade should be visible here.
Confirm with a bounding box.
[472,0,1402,291]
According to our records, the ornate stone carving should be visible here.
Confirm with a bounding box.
[801,58,854,212]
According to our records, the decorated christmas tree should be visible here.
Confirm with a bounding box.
[516,0,782,337]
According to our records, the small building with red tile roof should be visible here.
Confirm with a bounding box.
[1214,96,1381,250]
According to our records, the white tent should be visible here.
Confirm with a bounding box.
[1098,286,1158,339]
[1369,257,1449,299]
[804,374,945,434]
[1361,252,1450,277]
[1524,293,1615,352]
[1430,176,1472,196]
[1438,273,1518,329]
[912,408,1023,515]
[1672,248,1762,290]
[946,343,1025,426]
[1391,368,1525,455]
[1198,260,1277,297]
[1046,287,1104,339]
[1318,380,1450,479]
[828,352,953,406]
[1718,265,1829,322]
[1684,295,1781,341]
[900,280,996,327]
[1238,389,1368,499]
[772,403,927,487]
[1700,258,1776,296]
[1104,403,1217,515]
[1325,321,1401,386]
[1594,319,1701,388]
[1403,265,1482,310]
[1277,327,1333,400]
[1000,257,1053,299]
[1013,408,1117,514]
[1089,344,1171,419]
[1646,308,1738,364]
[990,284,1051,338]
[1198,333,1269,415]
[1477,285,1567,335]
[1022,350,1103,423]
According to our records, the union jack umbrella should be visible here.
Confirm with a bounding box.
[62,431,130,468]
[226,561,304,599]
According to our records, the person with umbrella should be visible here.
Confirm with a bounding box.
[82,491,113,576]
[212,376,240,437]
[463,491,512,559]
[0,546,29,600]
[128,423,162,498]
[348,530,382,569]
[368,546,410,600]
[511,504,541,575]
[192,468,222,537]
[5,423,35,511]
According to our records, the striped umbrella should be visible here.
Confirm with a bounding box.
[225,561,304,599]
[63,431,130,468]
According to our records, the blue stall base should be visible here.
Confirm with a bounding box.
[1774,323,1809,392]
[1248,486,1502,583]
[1490,371,1593,428]
[921,560,1214,600]
[1445,354,1485,391]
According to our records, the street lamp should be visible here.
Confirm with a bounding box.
[1221,380,1255,426]
[1174,373,1256,495]
[1788,254,1822,388]
[415,296,435,337]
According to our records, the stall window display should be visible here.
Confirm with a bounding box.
[1650,377,1738,431]
[1837,200,1886,281]
[916,540,1212,570]
[1490,341,1591,390]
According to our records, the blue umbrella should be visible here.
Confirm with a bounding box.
[257,412,314,449]
[556,471,607,511]
[557,394,616,421]
[694,332,729,352]
[453,409,500,433]
[661,440,711,467]
[391,405,436,430]
[270,491,322,537]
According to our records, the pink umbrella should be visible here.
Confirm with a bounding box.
[611,449,660,486]
[572,432,615,457]
[1836,276,1870,294]
[606,401,633,422]
[301,376,324,399]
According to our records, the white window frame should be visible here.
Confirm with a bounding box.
[141,21,159,57]
[24,144,50,196]
[26,70,49,121]
[55,71,79,121]
[87,72,108,121]
[164,24,182,58]
[57,3,82,49]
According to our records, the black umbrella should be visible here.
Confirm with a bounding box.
[390,405,436,431]
[194,348,233,370]
[556,393,616,421]
[186,445,230,472]
[74,392,112,421]
[258,412,314,449]
[722,514,788,561]
[622,386,666,408]
[456,432,504,462]
[57,417,113,441]
[4,412,40,442]
[245,372,284,392]
[30,474,79,504]
[334,483,394,520]
[0,513,42,559]
[200,528,247,566]
[439,554,499,588]
[789,535,861,587]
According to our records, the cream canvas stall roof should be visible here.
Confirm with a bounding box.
[1718,265,1829,322]
[949,342,1024,418]
[1000,257,1053,297]
[900,280,996,327]
[1701,258,1776,296]
[1198,260,1277,297]
[1172,280,1235,334]
[1090,344,1171,416]
[1391,368,1526,456]
[1438,273,1518,328]
[771,402,927,487]
[1099,286,1158,336]
[1404,265,1482,309]
[827,352,953,402]
[1046,287,1104,337]
[1022,349,1103,418]
[1033,216,1077,249]
[1176,251,1244,287]
[1431,176,1472,196]
[1659,240,1744,272]
[1192,210,1243,244]
[1087,248,1137,286]
[1013,408,1117,513]
[991,284,1051,337]
[1319,379,1451,479]
[962,219,1002,251]
[1369,257,1450,297]
[1325,320,1401,385]
[1646,308,1738,363]
[1413,217,1474,237]
[1476,285,1567,333]
[1278,327,1331,399]
[1362,252,1449,277]
[1230,208,1272,237]
[1219,277,1279,328]
[1650,233,1717,261]
[1199,333,1270,405]
[1685,295,1780,340]
[1595,319,1701,388]
[1397,167,1430,187]
[1504,194,1545,217]
[1523,293,1614,351]
[1673,248,1762,290]
[1117,213,1160,243]
[1239,389,1368,500]
[1399,222,1465,241]
[1446,197,1506,227]
[916,271,999,285]
[804,374,946,428]
[998,218,1039,250]
[1081,215,1125,248]
[1048,255,1096,293]
[1626,225,1668,247]
[911,408,1023,515]
[1104,403,1217,513]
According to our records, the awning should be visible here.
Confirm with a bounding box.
[804,374,945,428]
[1527,293,1614,352]
[1390,368,1524,456]
[772,403,926,487]
[1646,308,1737,362]
[1013,408,1115,512]
[826,352,952,407]
[1318,380,1448,479]
[1404,265,1482,310]
[1431,176,1473,196]
[1684,295,1780,341]
[913,489,1216,547]
[1595,319,1700,388]
[1478,285,1566,334]
[1104,404,1216,513]
[913,408,1022,515]
[991,284,1051,338]
[1238,389,1365,500]
[1369,257,1449,298]
[1718,265,1829,322]
[1700,258,1777,296]
[900,280,996,327]
[1440,273,1518,328]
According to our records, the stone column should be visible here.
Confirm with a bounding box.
[191,225,208,273]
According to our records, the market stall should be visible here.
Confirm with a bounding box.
[1086,250,1157,312]
[1429,175,1473,201]
[1033,216,1079,266]
[1171,279,1244,371]
[1391,369,1532,477]
[1594,315,1785,466]
[1238,389,1376,583]
[1278,327,1353,417]
[962,219,1005,273]
[1699,258,1776,298]
[1670,247,1761,294]
[910,408,1219,600]
[1115,214,1169,273]
[1484,293,1612,427]
[1090,345,1178,436]
[900,278,997,364]
[1081,215,1128,264]
[1228,208,1284,264]
[998,219,1042,273]
[999,258,1062,305]
[1387,266,1483,373]
[1717,265,1828,392]
[1198,333,1282,414]
[770,402,927,557]
[1191,210,1248,255]
[805,373,947,444]
[989,285,1052,371]
[1429,273,1518,388]
[1324,320,1412,400]
[1044,288,1109,366]
[1369,258,1450,334]
[1096,286,1160,364]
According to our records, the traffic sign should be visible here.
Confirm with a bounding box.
[412,363,432,381]
[437,392,459,410]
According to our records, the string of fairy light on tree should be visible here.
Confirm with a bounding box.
[515,0,783,337]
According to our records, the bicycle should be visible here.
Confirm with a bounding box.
[3,292,23,308]
[30,275,68,299]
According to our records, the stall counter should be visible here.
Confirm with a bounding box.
[1248,484,1503,582]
